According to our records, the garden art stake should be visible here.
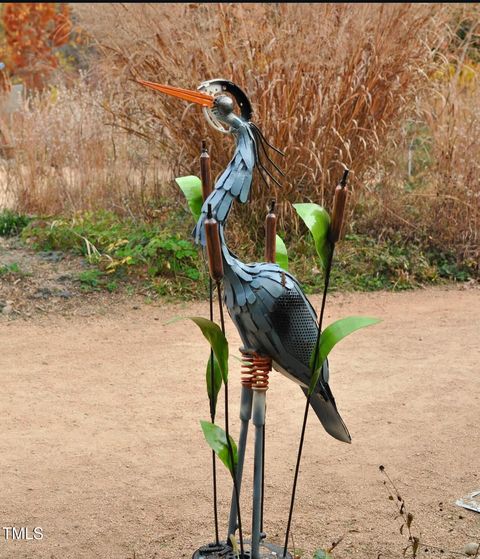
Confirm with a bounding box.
[140,78,380,558]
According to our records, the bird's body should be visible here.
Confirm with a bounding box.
[194,115,351,443]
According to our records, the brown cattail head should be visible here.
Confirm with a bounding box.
[265,199,277,263]
[329,169,349,243]
[200,140,213,201]
[205,204,224,282]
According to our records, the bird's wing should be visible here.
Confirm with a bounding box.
[301,387,351,443]
[225,265,350,443]
[226,266,325,384]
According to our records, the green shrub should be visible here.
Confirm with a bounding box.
[0,211,31,237]
[22,211,206,298]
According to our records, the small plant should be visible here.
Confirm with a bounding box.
[78,269,104,290]
[380,465,421,558]
[379,465,472,558]
[0,211,30,237]
[0,262,23,276]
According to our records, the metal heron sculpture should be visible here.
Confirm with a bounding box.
[138,77,351,558]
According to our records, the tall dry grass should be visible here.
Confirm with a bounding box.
[76,3,445,241]
[355,6,480,267]
[1,3,477,269]
[1,79,168,216]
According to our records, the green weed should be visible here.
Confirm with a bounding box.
[22,211,207,299]
[290,233,473,293]
[0,262,24,276]
[0,211,31,237]
[19,211,474,299]
[78,269,104,291]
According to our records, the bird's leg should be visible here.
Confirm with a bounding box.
[251,354,271,559]
[227,348,254,544]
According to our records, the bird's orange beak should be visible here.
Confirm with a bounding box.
[136,79,215,108]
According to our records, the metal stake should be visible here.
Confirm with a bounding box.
[217,282,245,558]
[201,141,219,545]
[227,384,253,541]
[283,170,349,557]
[251,389,267,559]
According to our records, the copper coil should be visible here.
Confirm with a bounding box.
[240,350,256,388]
[251,354,272,391]
[239,351,272,390]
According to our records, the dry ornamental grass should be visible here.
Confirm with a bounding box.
[1,3,478,269]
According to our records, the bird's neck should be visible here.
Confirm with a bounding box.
[196,122,256,276]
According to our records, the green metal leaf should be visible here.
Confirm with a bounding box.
[188,317,229,383]
[308,316,381,395]
[275,234,288,271]
[175,175,203,222]
[200,420,238,475]
[293,203,332,269]
[206,353,223,416]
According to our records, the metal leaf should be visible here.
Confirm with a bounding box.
[175,175,203,222]
[188,317,229,383]
[293,202,331,269]
[206,353,222,417]
[200,420,238,476]
[275,234,288,271]
[309,316,381,395]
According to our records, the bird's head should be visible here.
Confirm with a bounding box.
[136,77,252,134]
[137,77,284,186]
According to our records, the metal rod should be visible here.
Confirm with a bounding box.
[202,140,219,545]
[260,199,276,540]
[265,199,277,264]
[283,170,349,557]
[261,423,265,533]
[227,385,252,542]
[217,282,245,558]
[282,248,333,557]
[209,278,220,545]
[251,390,266,559]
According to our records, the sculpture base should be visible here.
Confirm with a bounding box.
[192,540,293,558]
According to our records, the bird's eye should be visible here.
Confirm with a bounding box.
[214,95,234,115]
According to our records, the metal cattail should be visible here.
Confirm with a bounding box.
[329,169,349,244]
[200,140,213,201]
[205,205,224,282]
[264,199,277,263]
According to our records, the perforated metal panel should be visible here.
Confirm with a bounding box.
[270,289,317,366]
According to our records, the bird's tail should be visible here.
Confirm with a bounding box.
[301,387,351,443]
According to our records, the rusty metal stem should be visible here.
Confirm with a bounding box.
[209,276,219,545]
[283,171,349,556]
[217,282,245,558]
[203,139,220,545]
[282,244,335,557]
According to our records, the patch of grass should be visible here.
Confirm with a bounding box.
[0,211,31,237]
[287,233,474,293]
[19,211,474,299]
[0,262,24,277]
[78,269,104,291]
[22,211,207,299]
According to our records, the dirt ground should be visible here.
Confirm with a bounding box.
[1,284,479,558]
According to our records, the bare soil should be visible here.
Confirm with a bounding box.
[0,254,479,558]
